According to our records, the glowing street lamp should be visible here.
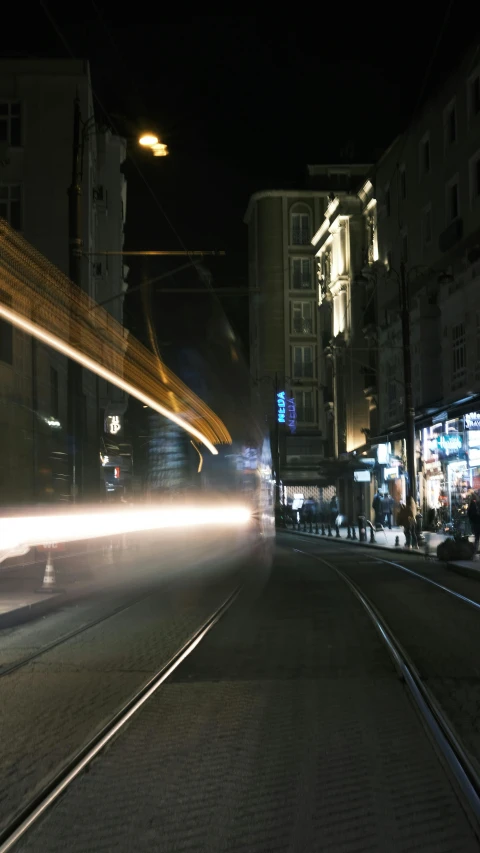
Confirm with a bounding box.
[138,133,168,157]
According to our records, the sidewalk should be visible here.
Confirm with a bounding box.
[283,523,480,581]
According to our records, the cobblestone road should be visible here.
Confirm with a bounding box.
[16,541,479,852]
[0,534,246,834]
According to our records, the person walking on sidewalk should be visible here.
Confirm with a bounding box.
[468,494,480,553]
[398,496,418,548]
[372,490,383,529]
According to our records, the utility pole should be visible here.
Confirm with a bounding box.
[67,95,84,501]
[400,260,417,502]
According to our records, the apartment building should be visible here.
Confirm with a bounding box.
[0,59,128,503]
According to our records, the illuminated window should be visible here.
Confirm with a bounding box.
[0,102,22,147]
[292,301,313,334]
[452,322,466,390]
[292,345,314,379]
[294,389,315,424]
[291,257,312,290]
[291,212,310,245]
[0,185,22,230]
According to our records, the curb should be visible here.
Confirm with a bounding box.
[280,528,418,557]
[445,561,480,581]
[0,592,65,629]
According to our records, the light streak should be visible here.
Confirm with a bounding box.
[0,303,219,455]
[0,505,252,553]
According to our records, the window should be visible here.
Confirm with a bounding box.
[385,185,391,216]
[423,205,432,246]
[292,301,313,334]
[294,389,315,424]
[0,185,22,229]
[470,73,480,118]
[470,151,480,204]
[420,133,430,176]
[452,323,466,390]
[401,230,408,263]
[446,177,459,223]
[292,345,314,379]
[0,318,13,365]
[291,211,310,245]
[50,367,59,418]
[400,166,407,200]
[291,257,312,290]
[0,102,22,147]
[444,100,457,146]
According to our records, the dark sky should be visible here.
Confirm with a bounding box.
[5,6,474,347]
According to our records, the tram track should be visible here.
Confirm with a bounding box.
[295,545,480,839]
[0,584,241,852]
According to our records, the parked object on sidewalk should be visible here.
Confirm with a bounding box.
[437,535,475,562]
[467,495,480,553]
[36,551,64,594]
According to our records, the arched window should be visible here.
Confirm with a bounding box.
[290,205,311,245]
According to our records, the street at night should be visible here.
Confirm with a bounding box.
[1,6,480,851]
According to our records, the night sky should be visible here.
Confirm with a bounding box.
[5,6,474,348]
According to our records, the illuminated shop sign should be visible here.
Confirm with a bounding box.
[384,466,399,480]
[377,444,389,465]
[287,397,296,433]
[429,433,462,457]
[277,391,297,432]
[465,412,480,430]
[106,414,122,436]
[354,470,371,482]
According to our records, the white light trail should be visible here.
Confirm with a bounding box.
[0,304,219,455]
[0,505,252,554]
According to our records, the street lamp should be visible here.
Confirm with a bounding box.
[138,133,168,157]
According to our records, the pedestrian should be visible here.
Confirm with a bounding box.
[387,493,394,529]
[468,494,480,553]
[329,494,339,528]
[398,496,418,548]
[372,489,382,529]
[380,491,391,529]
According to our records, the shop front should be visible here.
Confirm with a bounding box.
[421,419,468,527]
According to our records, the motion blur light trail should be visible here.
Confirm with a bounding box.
[0,220,231,453]
[0,505,252,555]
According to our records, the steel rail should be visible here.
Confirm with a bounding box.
[296,548,480,835]
[0,584,240,852]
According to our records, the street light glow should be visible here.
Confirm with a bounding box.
[139,134,159,146]
[138,134,168,157]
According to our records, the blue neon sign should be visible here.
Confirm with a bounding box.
[277,391,286,423]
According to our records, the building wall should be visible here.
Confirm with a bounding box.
[245,189,328,486]
[0,59,127,504]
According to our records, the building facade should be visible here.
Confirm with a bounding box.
[0,59,129,504]
[245,187,328,503]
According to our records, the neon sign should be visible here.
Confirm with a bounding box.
[277,391,286,423]
[287,397,296,433]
